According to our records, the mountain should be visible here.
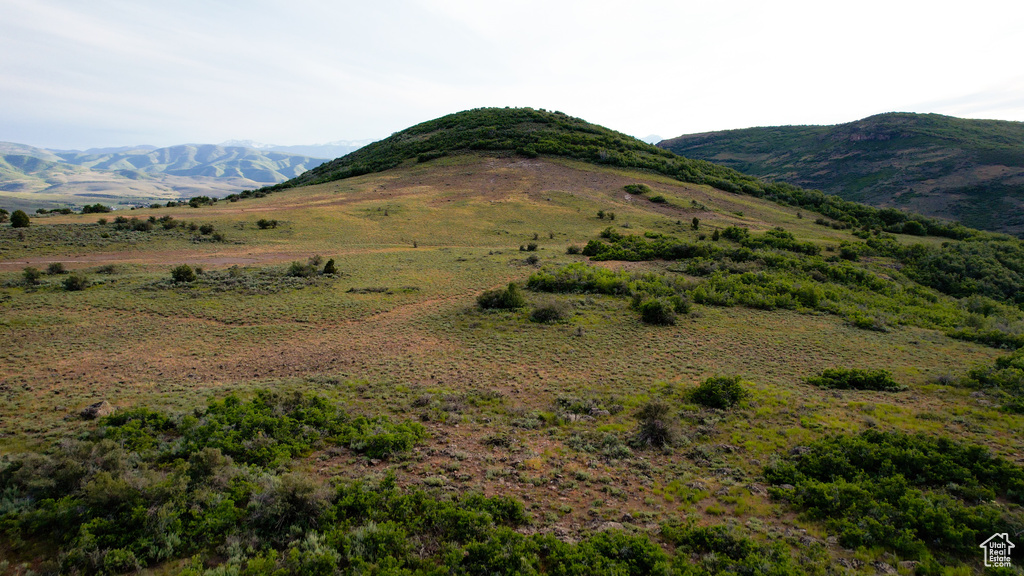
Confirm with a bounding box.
[219,139,373,159]
[658,112,1024,234]
[0,142,332,212]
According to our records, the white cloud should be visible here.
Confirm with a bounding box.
[1,0,1022,149]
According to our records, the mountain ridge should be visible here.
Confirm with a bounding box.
[657,112,1024,234]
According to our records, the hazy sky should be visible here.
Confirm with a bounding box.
[3,0,1023,150]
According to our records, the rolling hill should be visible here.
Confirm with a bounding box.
[658,112,1024,235]
[2,107,1023,574]
[0,142,331,213]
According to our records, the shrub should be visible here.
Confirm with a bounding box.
[566,245,582,255]
[10,209,30,227]
[692,376,749,409]
[623,184,652,195]
[525,242,538,251]
[530,300,571,323]
[764,430,1024,558]
[902,220,927,236]
[199,223,215,235]
[477,283,527,310]
[46,262,67,275]
[691,217,700,230]
[323,258,338,275]
[807,368,904,391]
[81,203,111,214]
[256,218,279,229]
[22,266,41,285]
[171,264,197,283]
[62,274,89,291]
[649,195,667,203]
[634,401,678,448]
[288,260,317,277]
[636,297,676,325]
[0,208,8,223]
[720,226,749,241]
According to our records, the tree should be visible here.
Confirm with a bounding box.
[10,210,30,228]
[0,208,8,223]
[691,217,700,230]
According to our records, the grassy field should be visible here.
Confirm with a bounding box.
[2,155,1021,574]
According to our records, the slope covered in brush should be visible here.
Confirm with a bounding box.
[658,113,1024,234]
[269,107,759,191]
[260,108,972,239]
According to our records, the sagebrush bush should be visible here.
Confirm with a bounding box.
[807,368,904,391]
[636,297,677,325]
[171,264,197,283]
[22,266,41,285]
[634,401,678,448]
[692,376,749,409]
[530,300,571,323]
[477,283,526,310]
[62,274,89,291]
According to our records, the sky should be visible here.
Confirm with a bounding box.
[2,0,1023,150]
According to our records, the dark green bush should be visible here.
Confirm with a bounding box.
[807,368,904,391]
[649,195,667,203]
[477,283,527,310]
[62,273,89,291]
[10,209,30,227]
[323,258,338,275]
[691,376,749,409]
[636,297,676,325]
[764,430,1024,559]
[81,203,111,214]
[256,218,279,229]
[623,184,652,195]
[171,264,197,283]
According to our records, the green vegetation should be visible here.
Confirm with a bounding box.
[806,368,903,391]
[691,376,750,409]
[62,273,88,291]
[574,228,1024,344]
[477,282,527,310]
[955,348,1024,413]
[10,209,29,227]
[171,264,198,283]
[764,430,1024,560]
[659,112,1024,235]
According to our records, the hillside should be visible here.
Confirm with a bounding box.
[0,142,330,212]
[658,113,1024,234]
[2,108,1024,574]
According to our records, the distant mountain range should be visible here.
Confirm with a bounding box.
[658,113,1024,234]
[0,140,371,212]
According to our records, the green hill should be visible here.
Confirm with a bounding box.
[658,113,1024,234]
[3,108,1024,574]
